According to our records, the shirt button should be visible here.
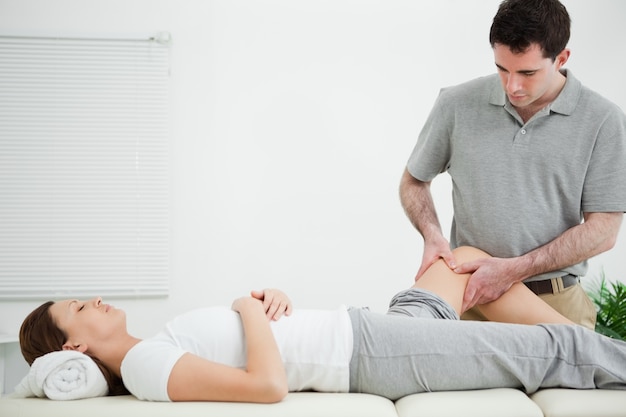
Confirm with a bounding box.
[521,129,526,134]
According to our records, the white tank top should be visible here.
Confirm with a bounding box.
[121,306,353,401]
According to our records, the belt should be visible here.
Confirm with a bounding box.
[524,274,579,295]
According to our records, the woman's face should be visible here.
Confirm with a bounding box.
[49,297,126,351]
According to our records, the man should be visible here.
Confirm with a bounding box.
[400,0,626,329]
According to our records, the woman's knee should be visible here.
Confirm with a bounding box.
[451,246,491,263]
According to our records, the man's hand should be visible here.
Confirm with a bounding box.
[250,288,293,321]
[454,257,520,312]
[399,171,457,280]
[415,238,457,281]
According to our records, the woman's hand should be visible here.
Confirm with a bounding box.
[231,296,260,315]
[250,289,293,321]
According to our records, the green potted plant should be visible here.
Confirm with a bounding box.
[586,273,626,341]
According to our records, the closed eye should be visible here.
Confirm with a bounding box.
[495,64,537,77]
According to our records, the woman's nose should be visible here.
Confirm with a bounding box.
[93,296,102,306]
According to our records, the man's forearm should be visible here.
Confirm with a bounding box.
[514,212,623,280]
[399,169,443,242]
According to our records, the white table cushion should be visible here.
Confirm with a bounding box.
[395,388,543,417]
[4,388,626,417]
[530,389,626,417]
[0,392,398,417]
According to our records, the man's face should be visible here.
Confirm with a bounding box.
[493,43,568,110]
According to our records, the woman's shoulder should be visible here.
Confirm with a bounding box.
[121,337,186,401]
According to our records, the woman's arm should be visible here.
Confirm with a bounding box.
[167,296,288,403]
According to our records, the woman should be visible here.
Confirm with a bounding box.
[20,247,626,403]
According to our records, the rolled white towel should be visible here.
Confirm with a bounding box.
[12,350,108,400]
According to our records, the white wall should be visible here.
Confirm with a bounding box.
[0,0,625,391]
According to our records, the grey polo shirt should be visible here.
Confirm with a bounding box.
[407,70,626,280]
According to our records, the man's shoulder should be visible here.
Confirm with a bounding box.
[579,84,624,114]
[436,74,500,106]
[440,74,498,94]
[563,70,624,116]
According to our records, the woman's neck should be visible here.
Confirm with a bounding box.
[93,335,142,378]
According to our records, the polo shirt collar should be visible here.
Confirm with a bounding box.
[488,69,582,116]
[549,69,581,116]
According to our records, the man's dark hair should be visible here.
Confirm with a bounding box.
[489,0,570,60]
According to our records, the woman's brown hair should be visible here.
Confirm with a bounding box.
[19,301,129,396]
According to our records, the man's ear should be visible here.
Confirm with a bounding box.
[62,341,88,353]
[555,48,570,69]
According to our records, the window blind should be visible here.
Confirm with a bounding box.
[0,34,171,300]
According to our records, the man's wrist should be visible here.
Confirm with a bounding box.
[508,254,536,283]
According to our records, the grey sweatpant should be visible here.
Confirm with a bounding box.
[348,288,626,400]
